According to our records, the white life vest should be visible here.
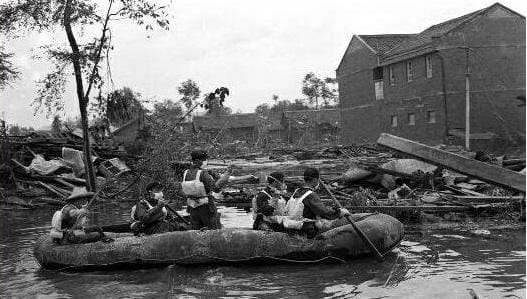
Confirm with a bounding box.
[280,190,314,230]
[286,190,313,220]
[251,190,287,221]
[181,169,209,208]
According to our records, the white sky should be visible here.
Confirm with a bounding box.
[1,0,525,128]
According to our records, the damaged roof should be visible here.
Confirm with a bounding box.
[358,34,416,54]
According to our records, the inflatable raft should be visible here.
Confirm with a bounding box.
[34,213,404,270]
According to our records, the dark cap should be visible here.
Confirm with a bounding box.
[191,150,208,161]
[303,167,320,181]
[145,181,163,192]
[267,171,285,184]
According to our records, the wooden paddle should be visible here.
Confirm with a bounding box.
[165,204,190,225]
[319,179,384,262]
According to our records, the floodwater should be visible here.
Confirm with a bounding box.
[1,203,525,298]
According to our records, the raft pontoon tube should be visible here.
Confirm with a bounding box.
[34,213,404,270]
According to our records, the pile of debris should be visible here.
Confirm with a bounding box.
[1,132,137,210]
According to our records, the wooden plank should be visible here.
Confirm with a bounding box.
[350,205,471,212]
[377,133,525,192]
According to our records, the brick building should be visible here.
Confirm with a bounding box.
[337,3,525,150]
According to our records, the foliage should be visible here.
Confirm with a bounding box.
[150,99,184,126]
[0,48,20,89]
[1,0,171,191]
[253,99,311,115]
[255,103,270,116]
[177,79,200,111]
[7,125,34,136]
[98,87,144,127]
[301,72,338,109]
[202,87,230,114]
[50,115,62,135]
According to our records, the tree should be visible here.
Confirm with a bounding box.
[0,0,170,191]
[321,77,338,108]
[177,79,200,112]
[103,87,144,127]
[51,115,62,135]
[0,48,19,89]
[302,72,324,109]
[202,87,229,115]
[272,94,279,103]
[150,99,184,125]
[255,103,270,116]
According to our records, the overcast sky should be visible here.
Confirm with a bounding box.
[1,0,525,128]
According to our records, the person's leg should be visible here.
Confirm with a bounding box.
[190,206,204,230]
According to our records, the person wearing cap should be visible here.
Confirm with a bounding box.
[49,196,112,245]
[130,181,178,235]
[252,171,288,231]
[181,149,233,230]
[284,167,350,238]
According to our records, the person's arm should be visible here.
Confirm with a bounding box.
[303,193,340,220]
[256,192,275,216]
[201,170,222,193]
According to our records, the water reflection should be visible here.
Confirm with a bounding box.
[0,204,525,298]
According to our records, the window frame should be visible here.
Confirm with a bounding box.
[388,66,395,86]
[428,110,436,123]
[406,61,413,82]
[408,113,416,126]
[425,56,433,79]
[391,115,398,127]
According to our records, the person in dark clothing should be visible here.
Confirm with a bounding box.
[181,150,232,230]
[50,197,112,245]
[252,171,287,230]
[285,167,350,238]
[131,181,186,235]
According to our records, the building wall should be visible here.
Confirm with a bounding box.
[337,37,381,143]
[438,7,526,145]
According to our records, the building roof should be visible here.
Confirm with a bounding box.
[283,109,341,128]
[382,3,524,61]
[358,34,416,54]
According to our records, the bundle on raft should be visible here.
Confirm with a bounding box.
[34,213,404,271]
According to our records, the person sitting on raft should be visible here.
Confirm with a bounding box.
[130,181,185,235]
[181,150,233,230]
[252,171,288,231]
[283,167,350,238]
[50,196,112,245]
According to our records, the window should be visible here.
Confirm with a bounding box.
[406,61,413,82]
[425,56,433,79]
[373,67,384,100]
[408,113,415,126]
[374,81,384,100]
[428,110,436,123]
[391,115,398,127]
[389,66,395,85]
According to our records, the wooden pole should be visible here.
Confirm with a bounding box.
[319,180,384,262]
[465,47,470,150]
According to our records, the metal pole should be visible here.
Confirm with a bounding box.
[465,48,470,150]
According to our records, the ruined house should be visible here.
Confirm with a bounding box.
[282,109,341,144]
[337,2,525,150]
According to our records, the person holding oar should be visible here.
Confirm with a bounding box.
[181,149,233,230]
[49,192,113,245]
[130,181,187,236]
[282,167,350,238]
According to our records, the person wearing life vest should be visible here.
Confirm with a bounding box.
[252,171,287,231]
[284,167,350,238]
[181,150,232,230]
[130,181,182,235]
[50,196,112,245]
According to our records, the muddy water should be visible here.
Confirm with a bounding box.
[1,203,525,298]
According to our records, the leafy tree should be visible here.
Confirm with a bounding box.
[0,48,19,89]
[103,87,144,127]
[177,79,200,111]
[150,99,184,125]
[321,77,338,108]
[202,87,229,115]
[7,125,34,136]
[302,72,324,109]
[51,115,62,135]
[272,94,279,103]
[301,73,338,109]
[0,0,170,191]
[255,103,270,116]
